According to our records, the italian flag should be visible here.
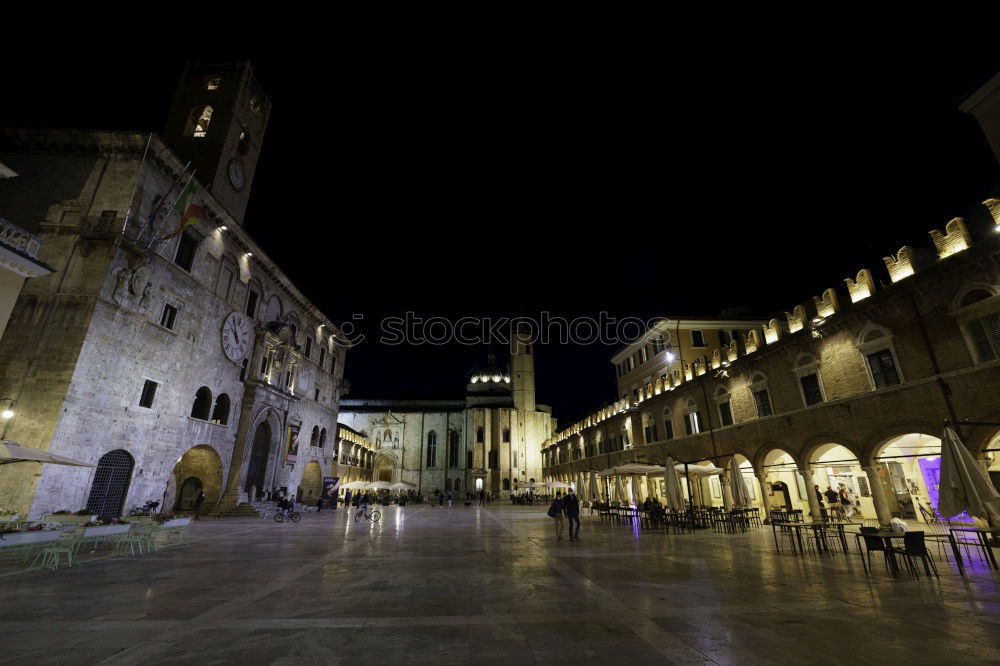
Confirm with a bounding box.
[162,181,207,240]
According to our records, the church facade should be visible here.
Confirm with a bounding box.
[0,61,354,517]
[339,335,556,496]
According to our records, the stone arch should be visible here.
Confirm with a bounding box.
[861,420,941,466]
[170,444,224,511]
[965,408,1000,455]
[301,461,323,502]
[753,444,800,472]
[856,321,893,347]
[373,451,399,483]
[799,434,864,467]
[951,282,999,310]
[185,105,213,137]
[264,293,283,323]
[238,405,283,498]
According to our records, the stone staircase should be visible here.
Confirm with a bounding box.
[206,503,262,519]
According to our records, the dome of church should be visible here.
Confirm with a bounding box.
[469,353,511,385]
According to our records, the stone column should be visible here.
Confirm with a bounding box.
[219,388,259,508]
[757,472,773,523]
[863,465,893,527]
[800,466,823,521]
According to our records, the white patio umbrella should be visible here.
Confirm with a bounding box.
[674,463,724,476]
[664,456,686,512]
[546,481,571,489]
[367,480,392,490]
[390,481,415,490]
[729,457,752,508]
[938,426,1000,521]
[0,441,94,467]
[341,481,369,490]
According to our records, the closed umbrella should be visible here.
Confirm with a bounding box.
[730,457,751,508]
[589,472,599,503]
[664,456,686,512]
[576,472,586,501]
[630,473,640,505]
[0,441,94,467]
[938,427,1000,521]
[613,475,627,504]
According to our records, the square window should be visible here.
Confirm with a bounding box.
[800,373,824,406]
[139,380,157,408]
[174,229,199,272]
[753,389,773,417]
[207,77,221,90]
[719,401,734,426]
[691,330,706,347]
[866,350,900,389]
[319,346,326,368]
[246,289,259,318]
[160,304,177,330]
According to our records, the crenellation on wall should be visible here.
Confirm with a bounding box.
[845,269,875,303]
[929,217,972,259]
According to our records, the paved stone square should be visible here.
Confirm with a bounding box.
[1,505,999,664]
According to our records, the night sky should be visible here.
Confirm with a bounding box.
[5,49,1000,425]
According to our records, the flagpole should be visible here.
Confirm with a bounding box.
[121,133,152,235]
[135,158,192,246]
[146,169,197,250]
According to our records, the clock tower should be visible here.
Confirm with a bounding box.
[162,60,271,225]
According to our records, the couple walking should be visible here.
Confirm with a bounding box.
[547,489,581,541]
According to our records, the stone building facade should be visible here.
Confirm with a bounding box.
[0,61,354,517]
[339,338,556,497]
[543,203,1000,526]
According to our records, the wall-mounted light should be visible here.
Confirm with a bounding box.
[244,252,253,258]
[218,225,228,231]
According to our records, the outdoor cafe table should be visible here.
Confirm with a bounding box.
[771,520,860,555]
[947,527,1000,576]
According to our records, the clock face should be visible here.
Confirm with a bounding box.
[222,311,252,362]
[228,159,245,190]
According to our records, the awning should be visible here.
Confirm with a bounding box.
[0,441,94,467]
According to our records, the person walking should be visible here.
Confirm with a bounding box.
[446,490,453,509]
[194,490,206,520]
[548,491,566,541]
[824,486,840,520]
[439,491,445,508]
[345,489,352,509]
[564,487,581,541]
[838,483,854,519]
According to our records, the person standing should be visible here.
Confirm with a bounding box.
[824,486,840,520]
[345,489,352,509]
[564,488,581,541]
[194,490,206,520]
[548,491,566,541]
[446,490,453,509]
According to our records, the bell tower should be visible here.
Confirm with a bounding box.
[161,60,271,224]
[511,324,536,412]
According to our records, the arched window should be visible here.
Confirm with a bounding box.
[714,385,733,426]
[954,287,1000,363]
[749,372,773,417]
[85,449,135,519]
[857,324,903,389]
[186,106,214,137]
[310,426,320,447]
[502,428,510,443]
[503,478,510,490]
[191,387,212,420]
[426,431,437,467]
[449,431,460,468]
[217,254,239,302]
[211,393,230,425]
[476,427,485,443]
[793,353,825,406]
[683,398,701,436]
[319,428,327,448]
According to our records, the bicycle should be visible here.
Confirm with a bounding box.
[354,506,381,523]
[274,510,301,523]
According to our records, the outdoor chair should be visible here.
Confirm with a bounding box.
[860,532,892,573]
[115,525,156,557]
[894,531,938,578]
[34,529,82,571]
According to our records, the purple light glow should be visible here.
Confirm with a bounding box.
[919,456,973,523]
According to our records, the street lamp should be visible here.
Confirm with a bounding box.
[0,398,14,420]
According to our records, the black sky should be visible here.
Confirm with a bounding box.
[4,45,1000,425]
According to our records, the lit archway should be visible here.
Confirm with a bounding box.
[872,433,948,524]
[759,448,803,513]
[169,444,223,512]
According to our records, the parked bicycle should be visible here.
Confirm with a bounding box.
[354,506,381,523]
[127,500,160,516]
